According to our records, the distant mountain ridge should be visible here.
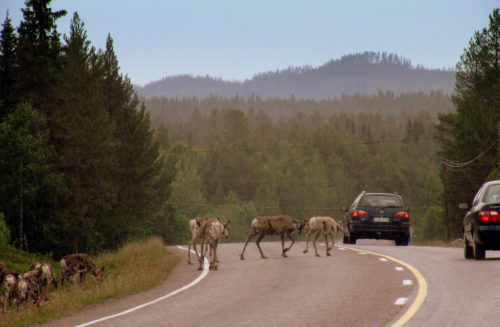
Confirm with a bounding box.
[136,51,455,99]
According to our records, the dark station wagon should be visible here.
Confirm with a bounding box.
[342,191,411,246]
[461,180,500,260]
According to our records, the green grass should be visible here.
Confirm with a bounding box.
[0,237,179,327]
[0,245,55,275]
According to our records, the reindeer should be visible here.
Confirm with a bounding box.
[25,262,57,301]
[240,215,304,260]
[303,216,345,257]
[10,277,32,312]
[1,271,16,313]
[187,217,224,265]
[196,218,230,270]
[60,254,104,286]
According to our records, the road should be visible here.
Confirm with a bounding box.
[43,241,500,327]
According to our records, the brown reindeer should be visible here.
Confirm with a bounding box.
[240,215,304,260]
[60,254,104,286]
[303,216,345,257]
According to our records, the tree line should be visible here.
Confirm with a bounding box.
[135,51,456,99]
[0,0,183,257]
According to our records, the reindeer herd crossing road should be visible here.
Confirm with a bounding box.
[188,215,344,269]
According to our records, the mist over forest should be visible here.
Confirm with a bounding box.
[136,52,455,100]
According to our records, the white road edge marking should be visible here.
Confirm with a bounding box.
[337,245,428,327]
[75,246,209,327]
[395,266,404,271]
[379,257,389,262]
[395,297,409,306]
[403,280,413,286]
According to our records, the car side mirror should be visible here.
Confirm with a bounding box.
[458,203,469,210]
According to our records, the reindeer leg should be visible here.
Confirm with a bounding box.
[187,239,193,264]
[281,233,287,257]
[325,233,331,256]
[255,234,268,259]
[284,231,295,253]
[240,231,258,260]
[215,238,220,263]
[303,230,312,254]
[313,231,321,257]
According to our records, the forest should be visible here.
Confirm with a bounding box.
[147,91,454,243]
[0,1,498,258]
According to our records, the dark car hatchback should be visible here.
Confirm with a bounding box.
[342,191,410,245]
[461,180,500,260]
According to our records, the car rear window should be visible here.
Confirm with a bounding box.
[483,184,500,203]
[359,194,403,207]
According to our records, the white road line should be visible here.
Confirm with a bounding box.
[75,246,209,327]
[379,257,389,262]
[394,297,409,306]
[395,266,404,271]
[358,252,368,255]
[337,245,428,327]
[403,280,413,286]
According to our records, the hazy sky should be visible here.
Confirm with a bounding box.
[1,0,498,86]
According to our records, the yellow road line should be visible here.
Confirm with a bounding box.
[337,245,428,327]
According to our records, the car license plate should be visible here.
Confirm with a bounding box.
[373,217,390,223]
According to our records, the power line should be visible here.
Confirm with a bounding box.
[440,137,496,169]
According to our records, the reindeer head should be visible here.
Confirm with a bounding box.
[294,219,306,235]
[222,219,231,238]
[336,221,346,234]
[96,266,105,281]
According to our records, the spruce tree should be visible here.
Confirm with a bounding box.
[16,0,66,117]
[53,12,117,253]
[0,12,18,120]
[436,9,500,239]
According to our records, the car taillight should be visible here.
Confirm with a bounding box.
[478,210,500,223]
[395,211,410,219]
[352,210,368,218]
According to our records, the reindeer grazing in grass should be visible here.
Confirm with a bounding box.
[60,254,104,286]
[0,267,16,313]
[25,262,58,301]
[10,277,32,313]
[303,216,345,257]
[240,215,304,260]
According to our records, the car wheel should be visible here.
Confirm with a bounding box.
[349,233,357,244]
[343,234,349,244]
[464,233,473,259]
[395,235,409,246]
[473,232,485,260]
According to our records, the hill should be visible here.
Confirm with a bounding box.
[136,52,455,99]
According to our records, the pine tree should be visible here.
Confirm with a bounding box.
[0,12,18,120]
[98,36,170,247]
[16,0,66,116]
[53,12,117,253]
[436,9,500,240]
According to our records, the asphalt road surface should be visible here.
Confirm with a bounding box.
[43,240,500,327]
